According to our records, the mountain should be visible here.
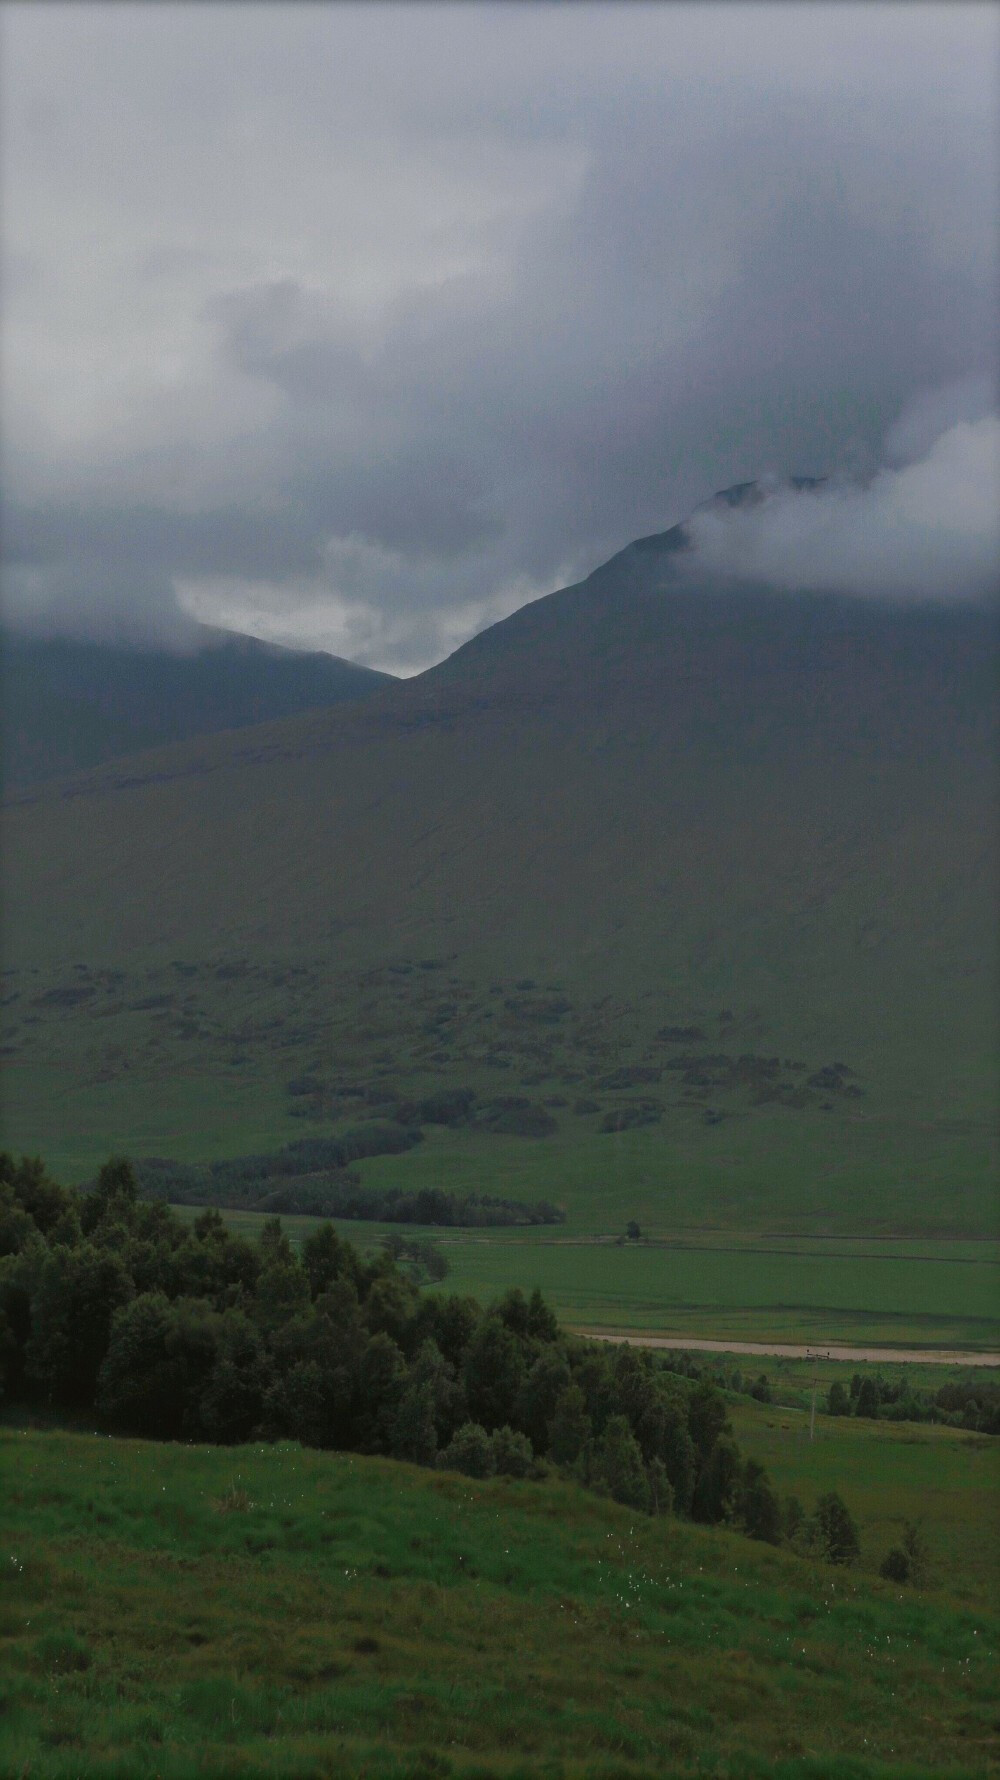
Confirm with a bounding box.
[2,490,997,1233]
[0,625,395,788]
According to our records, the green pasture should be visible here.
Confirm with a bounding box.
[3,927,997,1244]
[6,1072,997,1239]
[2,1424,998,1778]
[731,1405,1000,1610]
[432,1236,1000,1350]
[171,1204,1000,1351]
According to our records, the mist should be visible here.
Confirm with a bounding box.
[680,388,1000,605]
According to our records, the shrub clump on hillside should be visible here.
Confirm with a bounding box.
[3,1151,795,1545]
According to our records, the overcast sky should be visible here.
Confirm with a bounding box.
[1,3,997,671]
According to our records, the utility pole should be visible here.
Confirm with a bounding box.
[810,1389,816,1441]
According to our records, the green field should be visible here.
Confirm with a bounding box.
[731,1405,1000,1608]
[3,965,997,1241]
[2,1419,998,1779]
[170,1204,1000,1351]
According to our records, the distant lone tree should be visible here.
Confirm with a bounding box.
[880,1546,910,1583]
[626,1220,641,1241]
[811,1491,860,1566]
[855,1377,881,1418]
[826,1381,850,1416]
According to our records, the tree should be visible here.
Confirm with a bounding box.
[626,1221,641,1241]
[80,1156,139,1236]
[739,1459,781,1543]
[880,1546,910,1583]
[1,1153,71,1239]
[462,1315,526,1431]
[365,1271,420,1353]
[688,1380,730,1462]
[782,1494,806,1548]
[268,1359,328,1446]
[198,1312,270,1443]
[390,1379,438,1467]
[438,1420,496,1479]
[252,1236,311,1337]
[515,1348,571,1453]
[660,1402,697,1516]
[96,1292,200,1437]
[595,1414,650,1511]
[24,1242,134,1407]
[525,1286,559,1343]
[611,1346,667,1461]
[407,1338,465,1448]
[0,1181,36,1260]
[647,1456,674,1516]
[900,1519,929,1585]
[826,1381,850,1416]
[356,1332,408,1452]
[693,1435,741,1524]
[301,1223,346,1298]
[490,1425,534,1477]
[548,1382,592,1468]
[855,1377,881,1418]
[811,1491,860,1566]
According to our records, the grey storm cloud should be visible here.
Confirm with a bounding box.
[1,3,997,669]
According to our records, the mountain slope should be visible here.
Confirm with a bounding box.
[2,498,997,1229]
[0,625,395,787]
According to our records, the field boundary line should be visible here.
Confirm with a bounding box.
[570,1330,1000,1367]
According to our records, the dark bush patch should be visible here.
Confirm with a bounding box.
[594,1066,662,1090]
[599,1104,661,1132]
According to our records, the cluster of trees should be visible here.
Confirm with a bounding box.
[3,1151,808,1544]
[129,1137,564,1227]
[827,1371,999,1435]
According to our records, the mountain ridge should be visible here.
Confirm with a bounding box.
[1,622,396,789]
[2,485,996,1230]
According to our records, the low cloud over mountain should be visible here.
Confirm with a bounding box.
[679,383,999,604]
[2,6,996,667]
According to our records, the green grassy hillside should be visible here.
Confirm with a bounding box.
[3,529,997,1237]
[2,1422,997,1778]
[1,626,395,788]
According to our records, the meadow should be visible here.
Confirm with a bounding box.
[2,1418,998,1780]
[171,1204,1000,1352]
[3,931,997,1245]
[729,1404,1000,1608]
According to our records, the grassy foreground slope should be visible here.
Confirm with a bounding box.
[4,525,997,1234]
[2,1424,998,1779]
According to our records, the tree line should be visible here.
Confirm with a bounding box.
[0,1153,858,1561]
[130,1136,564,1225]
[826,1369,999,1436]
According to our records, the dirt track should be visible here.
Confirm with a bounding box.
[572,1331,1000,1367]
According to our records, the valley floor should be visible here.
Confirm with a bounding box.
[174,1205,1000,1353]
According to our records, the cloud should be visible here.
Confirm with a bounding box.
[679,392,1000,604]
[1,4,996,668]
